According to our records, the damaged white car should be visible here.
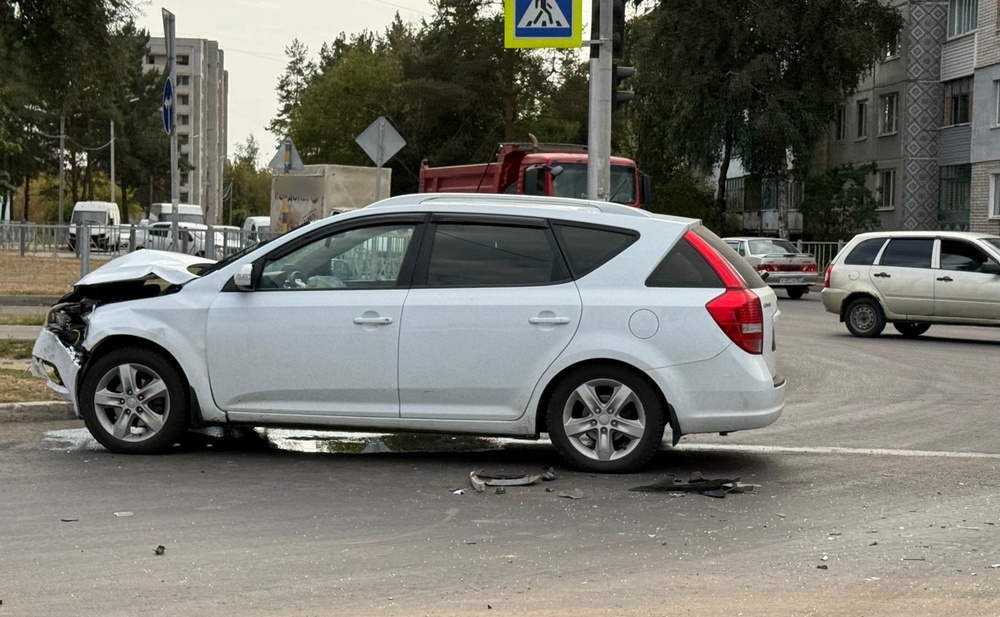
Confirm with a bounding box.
[32,194,785,473]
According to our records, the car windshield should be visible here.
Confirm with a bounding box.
[551,163,637,205]
[159,213,204,224]
[748,238,800,255]
[197,236,278,276]
[71,211,108,225]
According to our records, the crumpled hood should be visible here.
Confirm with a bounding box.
[75,249,214,287]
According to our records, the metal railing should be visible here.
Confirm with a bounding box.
[795,240,846,274]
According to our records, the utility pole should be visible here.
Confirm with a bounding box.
[587,0,612,201]
[109,119,116,204]
[58,115,65,225]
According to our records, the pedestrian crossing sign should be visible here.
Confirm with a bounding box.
[505,0,582,49]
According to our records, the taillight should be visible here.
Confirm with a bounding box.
[824,264,833,288]
[684,230,765,355]
[757,264,775,272]
[805,264,817,273]
[706,289,764,354]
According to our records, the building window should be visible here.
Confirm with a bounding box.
[880,93,898,134]
[878,170,895,210]
[180,192,189,203]
[178,94,189,106]
[178,133,189,146]
[177,75,190,86]
[177,55,190,66]
[948,0,978,38]
[146,55,155,64]
[940,164,971,214]
[990,174,1000,217]
[994,81,1000,126]
[857,99,869,139]
[835,105,847,141]
[884,33,901,59]
[178,114,190,126]
[944,77,972,125]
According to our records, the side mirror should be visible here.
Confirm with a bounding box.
[981,262,1000,275]
[233,263,254,291]
[523,166,544,195]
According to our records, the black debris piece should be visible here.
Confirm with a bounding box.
[495,487,506,495]
[154,545,165,556]
[60,518,79,523]
[630,471,755,496]
[540,467,557,481]
[817,564,828,570]
[699,489,728,499]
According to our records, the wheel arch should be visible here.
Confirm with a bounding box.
[533,358,677,441]
[79,335,205,425]
[838,291,882,322]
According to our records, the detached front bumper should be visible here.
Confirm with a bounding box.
[30,329,84,418]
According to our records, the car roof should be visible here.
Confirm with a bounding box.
[364,193,696,226]
[722,236,795,242]
[851,230,1000,241]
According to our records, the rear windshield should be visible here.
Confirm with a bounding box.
[748,238,800,255]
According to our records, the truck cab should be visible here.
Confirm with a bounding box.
[419,142,652,209]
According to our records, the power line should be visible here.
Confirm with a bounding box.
[363,0,432,16]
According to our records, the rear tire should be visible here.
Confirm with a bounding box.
[845,297,886,338]
[893,322,930,337]
[546,364,665,473]
[786,286,806,300]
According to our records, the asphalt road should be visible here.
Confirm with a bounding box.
[3,291,1000,616]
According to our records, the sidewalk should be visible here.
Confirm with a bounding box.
[1,325,42,340]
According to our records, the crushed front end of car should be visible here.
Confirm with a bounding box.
[29,250,213,416]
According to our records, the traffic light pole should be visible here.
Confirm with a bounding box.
[587,0,612,202]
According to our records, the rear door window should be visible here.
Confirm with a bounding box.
[422,223,569,287]
[551,223,638,278]
[940,239,998,272]
[878,238,933,268]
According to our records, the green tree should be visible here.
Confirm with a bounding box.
[800,163,882,241]
[632,0,901,235]
[268,38,316,141]
[223,135,271,227]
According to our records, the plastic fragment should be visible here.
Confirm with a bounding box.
[60,518,79,523]
[470,470,543,493]
[558,489,584,500]
[154,545,165,555]
[114,511,133,517]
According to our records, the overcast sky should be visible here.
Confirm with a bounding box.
[137,0,435,165]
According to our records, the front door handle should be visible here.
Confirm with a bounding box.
[529,316,570,325]
[873,272,891,278]
[353,316,393,325]
[936,276,953,282]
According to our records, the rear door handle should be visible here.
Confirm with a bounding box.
[353,316,392,325]
[873,272,891,278]
[529,316,570,325]
[936,276,953,282]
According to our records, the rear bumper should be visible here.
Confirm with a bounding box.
[648,345,784,436]
[821,288,848,315]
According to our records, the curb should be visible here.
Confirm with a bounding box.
[0,401,75,423]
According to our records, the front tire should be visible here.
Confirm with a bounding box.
[845,297,886,338]
[893,322,930,337]
[546,364,665,473]
[80,347,190,454]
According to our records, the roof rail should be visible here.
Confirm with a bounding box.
[366,192,652,217]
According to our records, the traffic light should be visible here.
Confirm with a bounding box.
[612,63,635,112]
[591,0,628,59]
[612,0,626,59]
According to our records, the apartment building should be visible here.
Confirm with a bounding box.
[143,37,228,225]
[825,0,1000,235]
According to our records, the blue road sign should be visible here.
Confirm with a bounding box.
[162,77,174,135]
[505,0,582,49]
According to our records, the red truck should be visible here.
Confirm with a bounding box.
[419,141,651,208]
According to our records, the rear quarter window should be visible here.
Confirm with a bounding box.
[843,238,887,265]
[645,237,723,288]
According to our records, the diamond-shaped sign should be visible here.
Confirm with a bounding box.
[356,117,406,167]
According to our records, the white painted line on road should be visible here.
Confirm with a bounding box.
[675,443,1000,460]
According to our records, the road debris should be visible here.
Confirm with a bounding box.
[558,489,585,500]
[60,518,79,523]
[154,545,165,556]
[114,511,133,517]
[629,472,759,498]
[452,489,465,495]
[469,470,546,493]
[495,487,506,495]
[817,564,828,570]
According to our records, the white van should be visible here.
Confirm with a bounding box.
[242,216,271,243]
[69,201,122,250]
[134,203,204,249]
